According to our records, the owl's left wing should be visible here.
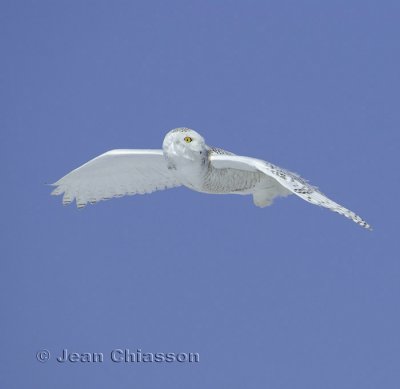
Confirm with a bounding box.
[210,154,371,230]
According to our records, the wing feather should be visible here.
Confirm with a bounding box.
[51,149,181,207]
[210,154,371,230]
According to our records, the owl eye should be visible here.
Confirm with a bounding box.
[184,136,193,143]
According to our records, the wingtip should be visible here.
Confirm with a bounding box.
[359,220,373,231]
[51,186,63,196]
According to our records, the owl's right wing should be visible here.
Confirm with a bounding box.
[51,149,181,207]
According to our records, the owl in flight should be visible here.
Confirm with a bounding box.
[51,128,371,230]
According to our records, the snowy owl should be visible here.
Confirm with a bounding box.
[51,127,371,230]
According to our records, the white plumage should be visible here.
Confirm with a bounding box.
[51,127,371,230]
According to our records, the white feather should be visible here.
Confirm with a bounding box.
[210,154,371,230]
[51,149,181,207]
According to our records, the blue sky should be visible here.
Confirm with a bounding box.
[1,1,399,388]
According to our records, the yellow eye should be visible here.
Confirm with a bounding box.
[184,136,193,143]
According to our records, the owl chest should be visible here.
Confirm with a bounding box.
[167,156,207,190]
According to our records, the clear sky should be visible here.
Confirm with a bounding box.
[1,1,399,388]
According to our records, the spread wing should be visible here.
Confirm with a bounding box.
[51,149,181,207]
[210,154,371,230]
